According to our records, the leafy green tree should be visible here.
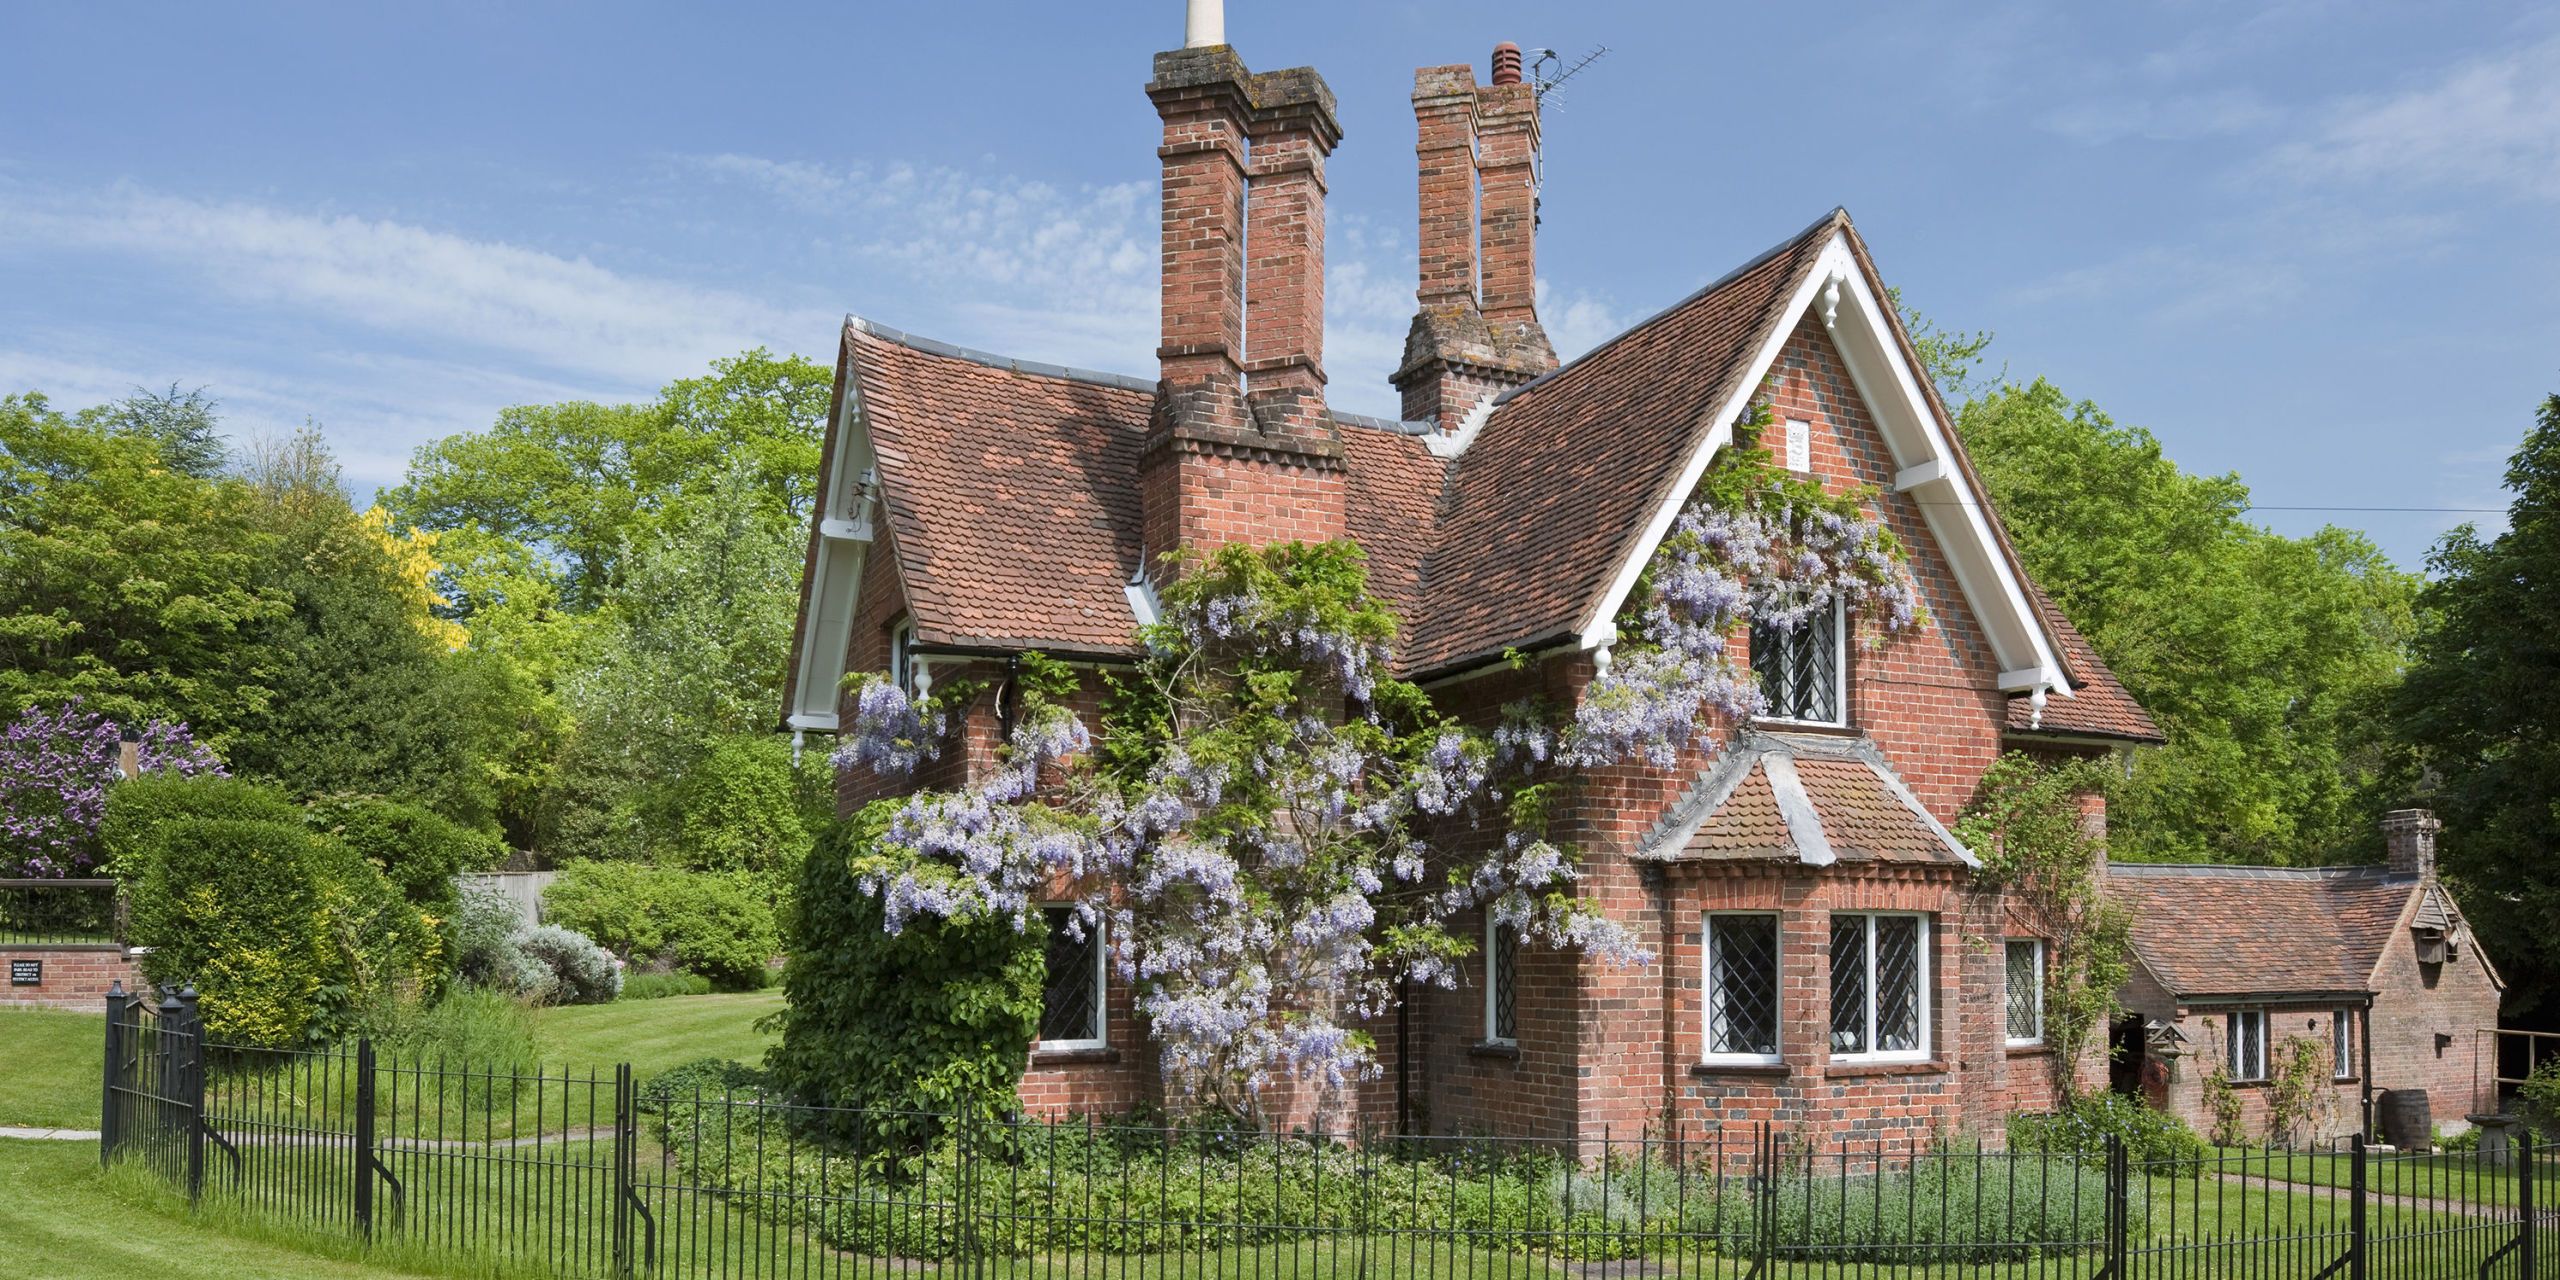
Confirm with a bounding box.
[1956,380,2417,864]
[220,427,518,824]
[0,394,290,739]
[83,383,227,478]
[384,349,829,608]
[2393,394,2560,1017]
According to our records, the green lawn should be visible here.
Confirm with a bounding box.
[0,991,778,1132]
[535,988,781,1079]
[0,1138,462,1279]
[0,1007,103,1129]
[2205,1143,2544,1207]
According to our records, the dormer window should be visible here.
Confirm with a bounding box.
[1753,600,1845,725]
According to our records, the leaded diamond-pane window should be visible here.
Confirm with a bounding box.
[2226,1009,2266,1081]
[1753,601,1843,724]
[2005,940,2045,1045]
[1705,914,1780,1059]
[1829,916,1868,1054]
[1830,913,1931,1060]
[1039,906,1105,1047]
[1485,919,1519,1044]
[1875,917,1922,1052]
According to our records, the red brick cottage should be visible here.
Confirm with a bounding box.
[2107,810,2504,1145]
[781,20,2163,1144]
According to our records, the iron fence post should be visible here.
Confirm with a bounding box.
[353,1039,376,1240]
[612,1062,633,1279]
[98,982,123,1167]
[2101,1133,2128,1279]
[176,985,203,1203]
[2521,1128,2536,1280]
[2349,1131,2367,1280]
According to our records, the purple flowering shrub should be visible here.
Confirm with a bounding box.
[1,699,223,877]
[829,436,1923,1117]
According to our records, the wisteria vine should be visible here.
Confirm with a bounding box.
[831,425,1922,1117]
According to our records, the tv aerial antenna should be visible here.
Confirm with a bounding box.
[1529,45,1611,111]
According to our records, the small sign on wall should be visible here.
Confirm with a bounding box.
[8,959,40,986]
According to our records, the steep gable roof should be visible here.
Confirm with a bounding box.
[784,212,2152,741]
[2106,864,2422,1000]
[1405,215,1831,673]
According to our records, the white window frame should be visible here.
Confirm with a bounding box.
[1829,912,1932,1064]
[1701,911,1784,1067]
[1754,597,1850,728]
[1482,915,1518,1047]
[889,618,917,696]
[1034,904,1108,1053]
[1784,417,1812,473]
[2004,939,2047,1047]
[2332,1008,2355,1081]
[2224,1008,2267,1082]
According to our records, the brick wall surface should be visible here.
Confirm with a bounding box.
[0,945,140,1010]
[819,199,2097,1147]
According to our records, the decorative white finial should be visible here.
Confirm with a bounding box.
[2029,685,2049,730]
[1820,274,1844,328]
[1185,0,1224,47]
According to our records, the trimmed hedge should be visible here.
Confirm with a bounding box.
[125,815,440,1046]
[305,794,504,911]
[763,802,1043,1152]
[541,861,778,990]
[100,774,302,875]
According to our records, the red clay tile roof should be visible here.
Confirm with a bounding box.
[1402,215,1836,675]
[808,209,2151,747]
[2106,864,2416,999]
[1337,422,1446,645]
[2006,587,2163,743]
[1686,770,1792,858]
[1650,732,1973,867]
[850,323,1155,655]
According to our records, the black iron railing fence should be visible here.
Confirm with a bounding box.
[105,985,2553,1280]
[0,877,122,945]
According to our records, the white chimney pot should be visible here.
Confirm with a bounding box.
[1185,0,1224,48]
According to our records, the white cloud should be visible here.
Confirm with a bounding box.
[0,185,834,387]
[2274,34,2560,200]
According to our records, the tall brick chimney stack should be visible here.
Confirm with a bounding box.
[1392,43,1559,434]
[1139,15,1346,574]
[2382,808,2440,879]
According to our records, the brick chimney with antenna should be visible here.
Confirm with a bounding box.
[1392,41,1558,435]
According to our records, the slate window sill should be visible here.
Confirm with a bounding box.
[1689,1062,1792,1078]
[1468,1040,1521,1061]
[1823,1060,1948,1079]
[1029,1046,1121,1067]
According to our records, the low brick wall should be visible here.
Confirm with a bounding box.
[0,944,141,1010]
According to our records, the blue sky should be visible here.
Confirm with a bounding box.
[4,1,2554,569]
